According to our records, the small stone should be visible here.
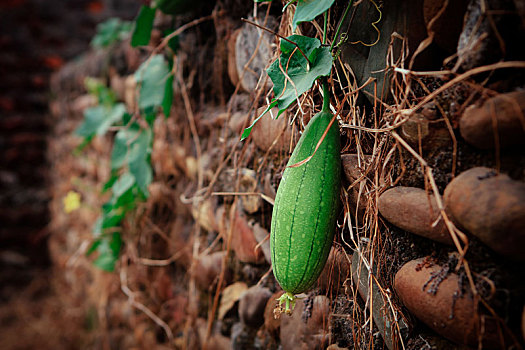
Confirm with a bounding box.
[263,291,281,336]
[219,282,248,320]
[395,257,504,348]
[444,167,525,261]
[218,207,265,264]
[238,168,262,214]
[227,16,277,93]
[460,91,525,149]
[279,295,330,350]
[317,247,352,293]
[192,251,231,291]
[423,0,469,53]
[401,114,430,143]
[379,186,454,245]
[251,106,291,154]
[326,344,349,350]
[457,0,524,70]
[352,252,409,349]
[251,223,271,264]
[192,198,218,232]
[238,284,272,328]
[341,154,371,216]
[231,322,256,350]
[196,318,231,350]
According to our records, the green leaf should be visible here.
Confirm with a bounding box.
[135,55,170,111]
[292,0,335,30]
[102,172,119,193]
[131,5,156,47]
[267,35,332,113]
[112,172,135,197]
[162,61,174,117]
[75,104,126,138]
[86,239,101,256]
[84,77,117,105]
[110,123,140,170]
[91,18,133,49]
[128,128,153,196]
[92,233,122,272]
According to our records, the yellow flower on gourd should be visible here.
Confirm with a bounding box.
[63,191,81,213]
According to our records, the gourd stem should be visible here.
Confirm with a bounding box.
[330,0,354,52]
[323,11,328,45]
[322,79,330,112]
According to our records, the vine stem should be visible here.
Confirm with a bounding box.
[322,78,330,112]
[330,0,354,52]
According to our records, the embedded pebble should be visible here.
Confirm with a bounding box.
[444,167,525,261]
[238,284,272,328]
[341,154,370,215]
[460,91,525,149]
[423,0,469,53]
[231,322,256,350]
[379,186,454,245]
[352,252,408,349]
[217,207,265,264]
[192,251,231,291]
[251,106,291,153]
[279,295,331,350]
[263,291,282,336]
[227,16,276,93]
[317,247,351,294]
[395,258,506,348]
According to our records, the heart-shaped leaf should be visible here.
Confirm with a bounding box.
[292,0,335,30]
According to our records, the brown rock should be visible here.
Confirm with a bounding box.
[252,223,271,264]
[218,207,265,264]
[317,247,352,293]
[192,198,218,232]
[279,295,330,350]
[379,187,454,245]
[460,91,525,149]
[251,106,291,153]
[196,318,231,350]
[238,285,272,328]
[395,258,507,348]
[457,0,523,70]
[444,167,525,261]
[423,0,469,53]
[227,17,276,93]
[326,344,349,350]
[341,154,371,216]
[352,252,408,349]
[238,168,262,214]
[264,291,281,336]
[400,111,452,152]
[193,251,231,291]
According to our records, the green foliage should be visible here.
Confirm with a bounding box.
[91,18,133,49]
[77,57,169,270]
[131,5,156,47]
[292,0,336,30]
[135,55,172,115]
[241,35,332,140]
[75,104,126,138]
